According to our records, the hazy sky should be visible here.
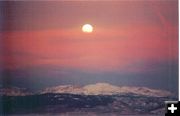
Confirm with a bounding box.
[0,1,178,94]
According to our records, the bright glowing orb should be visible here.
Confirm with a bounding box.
[82,24,93,33]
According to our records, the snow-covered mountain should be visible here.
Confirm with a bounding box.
[40,85,84,94]
[40,83,172,97]
[0,83,172,97]
[1,83,176,115]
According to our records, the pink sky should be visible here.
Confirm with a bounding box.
[0,1,177,72]
[0,1,178,93]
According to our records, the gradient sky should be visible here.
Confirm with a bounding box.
[0,1,178,94]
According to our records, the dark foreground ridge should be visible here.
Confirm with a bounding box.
[0,93,177,115]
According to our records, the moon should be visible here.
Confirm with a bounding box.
[82,24,93,33]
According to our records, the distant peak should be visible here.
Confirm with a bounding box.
[0,87,32,96]
[40,83,173,97]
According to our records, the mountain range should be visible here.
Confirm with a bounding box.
[0,83,176,115]
[40,83,172,97]
[0,83,173,97]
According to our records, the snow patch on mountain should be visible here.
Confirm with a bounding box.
[83,83,121,95]
[40,85,84,94]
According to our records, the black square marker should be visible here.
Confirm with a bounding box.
[165,101,180,116]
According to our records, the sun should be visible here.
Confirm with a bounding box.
[82,24,93,33]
